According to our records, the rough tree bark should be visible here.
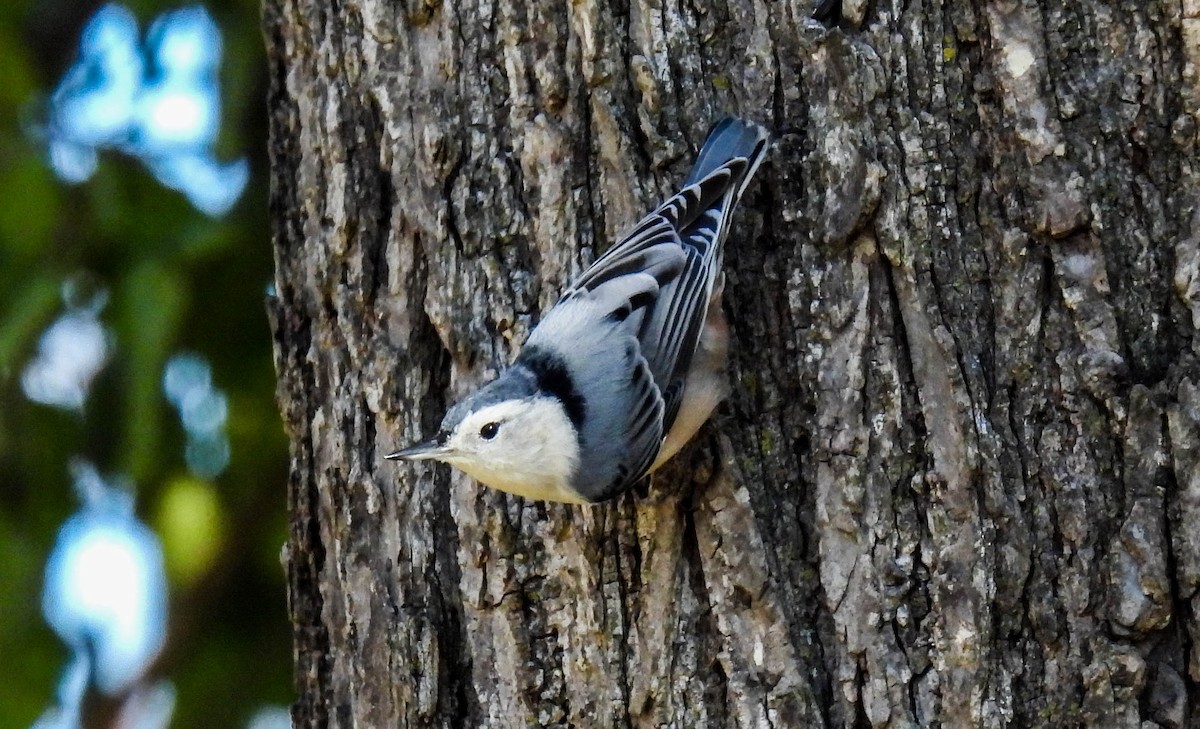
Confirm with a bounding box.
[265,0,1200,726]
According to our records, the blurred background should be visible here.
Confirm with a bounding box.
[0,0,291,727]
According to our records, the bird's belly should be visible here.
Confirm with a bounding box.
[485,477,593,505]
[650,294,730,472]
[651,375,725,472]
[460,465,593,505]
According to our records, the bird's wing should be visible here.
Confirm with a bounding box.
[568,163,745,408]
[547,119,768,497]
[607,342,667,495]
[565,164,741,298]
[546,164,748,498]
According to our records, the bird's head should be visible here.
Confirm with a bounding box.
[387,372,585,502]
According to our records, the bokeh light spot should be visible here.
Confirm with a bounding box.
[41,463,167,698]
[42,3,245,216]
[155,476,224,586]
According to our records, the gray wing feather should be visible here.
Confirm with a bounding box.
[565,218,684,298]
[621,353,666,486]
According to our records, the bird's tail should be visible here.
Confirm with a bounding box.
[684,117,770,200]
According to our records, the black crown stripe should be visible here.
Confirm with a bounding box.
[519,345,588,431]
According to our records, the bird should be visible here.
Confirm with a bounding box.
[388,117,770,504]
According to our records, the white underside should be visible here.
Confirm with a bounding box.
[453,455,592,504]
[650,284,730,473]
[477,474,592,504]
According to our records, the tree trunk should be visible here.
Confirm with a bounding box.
[265,0,1200,726]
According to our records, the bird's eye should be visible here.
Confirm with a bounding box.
[479,422,500,440]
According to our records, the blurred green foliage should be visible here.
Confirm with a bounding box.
[0,0,291,726]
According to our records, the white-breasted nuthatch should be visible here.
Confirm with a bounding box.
[388,118,770,503]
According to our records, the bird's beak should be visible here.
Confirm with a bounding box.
[385,439,449,462]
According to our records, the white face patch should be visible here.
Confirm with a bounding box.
[440,397,586,503]
[453,401,532,444]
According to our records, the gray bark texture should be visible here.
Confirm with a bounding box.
[265,0,1200,726]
